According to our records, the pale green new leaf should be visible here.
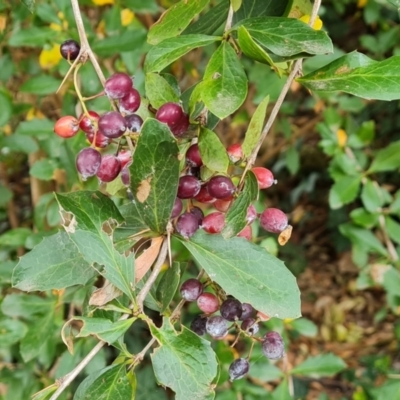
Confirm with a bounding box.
[198,127,229,173]
[291,353,346,378]
[145,73,179,109]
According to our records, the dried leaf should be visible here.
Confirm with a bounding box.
[135,236,164,283]
[278,225,293,246]
[89,281,122,306]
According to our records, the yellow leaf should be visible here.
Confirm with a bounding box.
[92,0,115,5]
[49,23,62,31]
[39,44,62,69]
[357,0,368,8]
[299,14,323,31]
[336,129,347,148]
[0,14,6,33]
[121,9,135,26]
[26,108,45,121]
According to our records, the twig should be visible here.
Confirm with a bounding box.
[136,238,169,310]
[379,215,399,262]
[224,3,234,32]
[242,0,323,176]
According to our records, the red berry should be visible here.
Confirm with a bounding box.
[171,113,189,137]
[121,166,130,186]
[171,198,183,218]
[176,212,199,238]
[246,204,257,224]
[214,199,231,213]
[189,206,204,224]
[96,154,121,183]
[156,102,183,127]
[260,208,288,233]
[194,186,216,204]
[186,144,203,167]
[79,111,100,135]
[85,130,110,148]
[119,88,141,114]
[227,143,243,163]
[197,292,219,314]
[180,279,203,302]
[237,225,252,240]
[207,176,235,199]
[60,40,80,61]
[177,175,201,199]
[116,150,132,169]
[252,167,276,189]
[104,72,132,99]
[76,148,102,180]
[54,116,79,138]
[98,111,127,138]
[201,212,225,234]
[262,331,285,360]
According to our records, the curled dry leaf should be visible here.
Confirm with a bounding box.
[278,225,293,246]
[89,280,122,306]
[135,236,164,283]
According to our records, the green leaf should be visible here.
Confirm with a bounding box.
[1,293,55,320]
[74,364,136,400]
[368,140,400,173]
[0,134,39,154]
[20,75,62,96]
[8,27,53,47]
[0,92,12,127]
[222,171,258,238]
[12,231,95,291]
[145,35,222,73]
[55,191,135,300]
[30,159,58,181]
[183,0,229,35]
[148,0,210,45]
[285,146,300,175]
[0,319,28,348]
[329,176,361,209]
[198,127,229,173]
[385,217,400,245]
[20,312,55,362]
[0,227,31,248]
[233,0,290,22]
[0,183,12,207]
[129,119,180,233]
[234,17,333,57]
[350,208,379,229]
[156,262,181,313]
[231,0,242,12]
[73,317,135,345]
[197,41,248,119]
[145,73,180,109]
[150,318,218,400]
[289,318,318,337]
[242,95,269,156]
[114,203,148,244]
[22,0,35,12]
[291,353,346,378]
[286,0,313,17]
[237,26,275,65]
[373,380,400,400]
[298,52,400,101]
[361,179,385,213]
[178,230,301,318]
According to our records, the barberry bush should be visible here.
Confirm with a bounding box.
[2,0,400,399]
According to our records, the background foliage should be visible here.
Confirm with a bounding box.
[1,0,400,399]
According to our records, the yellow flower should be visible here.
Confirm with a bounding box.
[299,14,323,31]
[357,0,368,8]
[336,129,348,148]
[92,0,115,5]
[39,44,62,69]
[121,9,135,26]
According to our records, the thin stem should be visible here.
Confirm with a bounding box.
[224,3,234,32]
[379,214,399,262]
[136,238,169,310]
[73,64,89,117]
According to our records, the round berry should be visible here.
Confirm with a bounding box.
[180,278,203,302]
[262,331,285,360]
[227,143,243,163]
[207,176,235,199]
[194,186,216,204]
[260,208,288,233]
[201,212,225,234]
[252,167,276,189]
[116,150,132,169]
[186,144,202,167]
[125,114,143,132]
[220,298,242,321]
[171,113,189,137]
[229,358,249,381]
[76,148,102,180]
[197,292,219,314]
[119,88,141,114]
[246,204,257,225]
[237,225,252,241]
[54,116,79,138]
[241,318,259,335]
[98,111,127,139]
[60,39,80,61]
[190,206,204,225]
[121,166,130,186]
[240,303,254,320]
[96,154,121,183]
[175,212,199,239]
[206,315,228,339]
[214,199,231,213]
[177,176,201,199]
[79,111,100,135]
[190,315,208,336]
[156,102,183,127]
[85,130,110,148]
[171,198,183,218]
[104,72,132,99]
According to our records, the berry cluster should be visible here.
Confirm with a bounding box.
[180,278,285,381]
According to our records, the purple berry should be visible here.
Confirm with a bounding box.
[124,114,143,132]
[121,166,130,186]
[177,175,201,199]
[96,154,121,183]
[262,331,285,360]
[240,303,254,320]
[180,278,203,302]
[190,315,207,336]
[60,39,80,61]
[229,358,249,381]
[119,88,141,114]
[246,204,257,225]
[156,102,183,127]
[201,212,225,234]
[98,111,127,139]
[220,298,242,321]
[171,113,189,137]
[260,208,288,233]
[207,176,235,199]
[189,206,204,225]
[194,186,216,204]
[175,212,199,238]
[241,318,259,335]
[186,143,203,167]
[79,111,99,135]
[104,72,132,99]
[76,148,102,180]
[171,198,183,218]
[206,315,228,339]
[197,292,219,314]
